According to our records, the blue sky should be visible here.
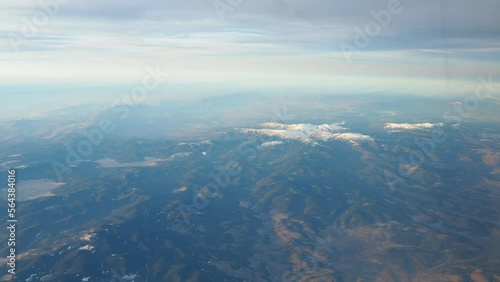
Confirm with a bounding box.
[1,0,499,118]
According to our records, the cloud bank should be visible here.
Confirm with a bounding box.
[384,122,444,131]
[1,0,499,118]
[241,122,373,144]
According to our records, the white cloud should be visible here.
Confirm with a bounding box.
[1,0,499,120]
[241,122,372,144]
[260,122,346,132]
[331,133,374,143]
[384,122,444,131]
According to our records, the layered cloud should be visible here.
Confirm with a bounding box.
[1,1,500,119]
[241,122,373,144]
[384,122,444,131]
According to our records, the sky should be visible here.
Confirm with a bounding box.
[0,0,499,118]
